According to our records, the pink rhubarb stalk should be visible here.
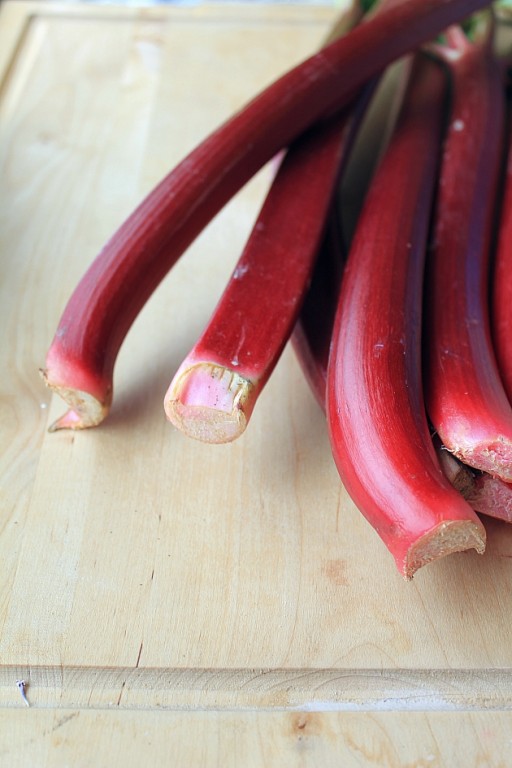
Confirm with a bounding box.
[163,94,372,442]
[326,53,486,579]
[292,58,411,408]
[41,0,490,430]
[424,16,511,479]
[492,102,512,406]
[294,259,512,526]
[162,2,370,442]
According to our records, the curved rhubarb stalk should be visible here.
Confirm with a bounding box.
[326,53,486,579]
[163,2,378,443]
[41,0,490,430]
[163,97,373,442]
[492,101,512,403]
[423,16,511,480]
[292,58,411,408]
[295,273,512,526]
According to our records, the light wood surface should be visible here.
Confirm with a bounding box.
[1,1,512,764]
[2,710,512,767]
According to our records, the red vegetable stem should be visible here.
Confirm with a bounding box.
[492,95,512,406]
[292,57,412,408]
[326,53,486,579]
[41,0,490,430]
[162,0,383,443]
[164,105,372,442]
[293,255,512,526]
[424,14,511,480]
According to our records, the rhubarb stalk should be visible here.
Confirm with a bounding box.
[163,107,366,442]
[163,4,376,443]
[492,100,512,407]
[41,0,490,430]
[423,15,511,480]
[292,57,411,408]
[326,53,486,579]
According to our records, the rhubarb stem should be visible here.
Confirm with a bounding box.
[492,91,512,417]
[424,15,512,480]
[164,3,378,442]
[292,57,411,408]
[165,91,375,442]
[326,53,486,578]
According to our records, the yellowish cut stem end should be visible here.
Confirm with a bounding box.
[404,520,486,580]
[39,369,110,431]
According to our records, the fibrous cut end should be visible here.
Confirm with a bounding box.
[403,519,486,580]
[164,362,256,444]
[39,369,110,431]
[450,437,512,482]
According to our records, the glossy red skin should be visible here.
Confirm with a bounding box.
[326,55,483,576]
[45,0,490,416]
[492,106,512,404]
[424,37,510,479]
[183,85,375,397]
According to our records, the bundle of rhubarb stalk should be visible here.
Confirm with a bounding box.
[41,0,512,578]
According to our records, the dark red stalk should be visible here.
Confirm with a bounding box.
[162,3,372,442]
[326,53,486,579]
[492,100,512,407]
[294,264,512,526]
[294,245,512,530]
[291,216,346,411]
[292,58,411,408]
[164,92,373,442]
[423,16,511,480]
[41,0,490,430]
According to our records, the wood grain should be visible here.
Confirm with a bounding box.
[1,1,512,763]
[0,710,510,768]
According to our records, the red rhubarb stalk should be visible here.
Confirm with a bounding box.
[492,102,512,406]
[162,3,371,442]
[423,15,511,480]
[292,58,411,408]
[294,257,512,526]
[41,0,490,430]
[163,98,374,442]
[326,53,486,579]
[296,285,512,526]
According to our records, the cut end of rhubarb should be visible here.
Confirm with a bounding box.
[40,369,110,431]
[447,438,512,482]
[164,362,256,444]
[403,520,486,580]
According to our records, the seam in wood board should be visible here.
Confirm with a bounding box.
[1,667,512,712]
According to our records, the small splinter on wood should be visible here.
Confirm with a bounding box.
[16,679,30,707]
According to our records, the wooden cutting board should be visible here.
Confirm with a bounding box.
[1,1,512,764]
